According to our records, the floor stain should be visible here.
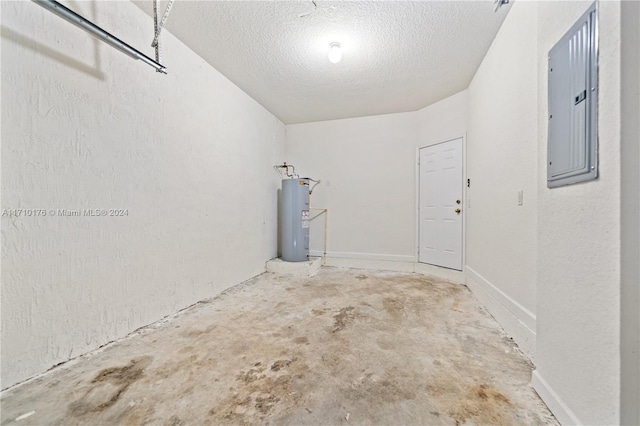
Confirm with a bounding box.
[177,346,194,354]
[271,358,297,372]
[382,297,405,322]
[236,365,266,383]
[164,414,183,426]
[332,306,356,332]
[209,361,303,424]
[67,356,153,417]
[255,394,280,414]
[181,324,216,338]
[476,384,511,404]
[428,376,515,425]
[376,338,396,350]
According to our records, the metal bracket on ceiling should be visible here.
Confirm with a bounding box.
[494,0,509,12]
[299,1,337,19]
[32,0,167,73]
[299,0,317,18]
[152,0,175,71]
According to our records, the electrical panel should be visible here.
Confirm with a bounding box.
[547,2,598,188]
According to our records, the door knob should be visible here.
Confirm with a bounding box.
[455,208,461,214]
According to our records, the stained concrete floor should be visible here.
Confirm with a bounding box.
[1,268,557,426]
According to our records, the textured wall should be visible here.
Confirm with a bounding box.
[466,1,539,358]
[535,1,622,424]
[284,113,418,263]
[1,1,284,389]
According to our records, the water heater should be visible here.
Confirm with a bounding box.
[281,178,310,262]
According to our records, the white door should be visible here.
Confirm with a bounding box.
[419,138,463,270]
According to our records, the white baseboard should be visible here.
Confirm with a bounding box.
[414,262,465,285]
[309,250,415,263]
[321,256,416,273]
[309,251,465,284]
[532,370,582,425]
[465,266,537,360]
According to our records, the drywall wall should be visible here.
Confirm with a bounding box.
[417,90,468,148]
[620,2,640,424]
[415,91,468,281]
[283,92,467,271]
[465,1,627,422]
[284,113,418,264]
[465,1,539,359]
[1,1,284,389]
[534,1,622,424]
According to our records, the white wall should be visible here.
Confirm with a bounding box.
[465,1,626,423]
[284,113,418,268]
[417,90,468,148]
[283,92,467,273]
[466,1,539,359]
[1,1,284,389]
[534,2,622,424]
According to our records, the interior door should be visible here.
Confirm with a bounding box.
[419,138,463,270]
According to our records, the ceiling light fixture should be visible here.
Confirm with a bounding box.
[328,42,342,64]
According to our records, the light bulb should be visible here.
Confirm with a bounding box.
[328,42,342,63]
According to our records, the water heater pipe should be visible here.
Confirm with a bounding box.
[309,191,328,264]
[275,163,296,178]
[309,208,328,264]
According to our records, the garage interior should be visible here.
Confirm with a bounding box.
[1,1,639,425]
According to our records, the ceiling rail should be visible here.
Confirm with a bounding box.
[32,0,167,74]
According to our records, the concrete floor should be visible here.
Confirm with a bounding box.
[1,268,557,425]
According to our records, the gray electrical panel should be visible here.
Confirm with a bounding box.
[281,178,310,262]
[547,2,598,188]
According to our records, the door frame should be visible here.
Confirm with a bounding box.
[415,135,467,271]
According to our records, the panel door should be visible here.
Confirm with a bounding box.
[419,138,463,270]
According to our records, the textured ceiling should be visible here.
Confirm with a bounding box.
[133,1,510,124]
